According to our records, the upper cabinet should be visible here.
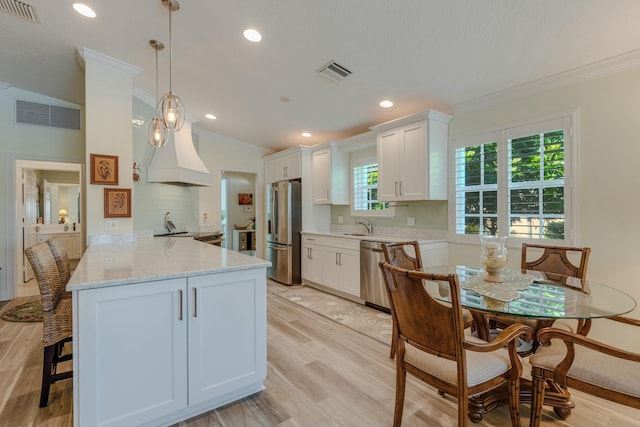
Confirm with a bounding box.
[265,150,302,183]
[374,110,452,201]
[311,143,349,205]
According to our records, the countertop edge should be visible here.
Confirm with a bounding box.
[300,230,447,244]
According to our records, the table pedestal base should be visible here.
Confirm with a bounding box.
[467,379,575,424]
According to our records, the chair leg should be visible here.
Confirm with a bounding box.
[40,345,55,407]
[507,379,522,427]
[393,366,406,427]
[529,376,546,427]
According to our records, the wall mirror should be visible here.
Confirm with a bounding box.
[43,180,81,224]
[24,169,81,225]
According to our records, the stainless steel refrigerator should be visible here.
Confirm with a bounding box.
[266,179,302,285]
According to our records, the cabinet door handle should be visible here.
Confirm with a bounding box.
[335,252,339,265]
[178,289,183,321]
[395,181,399,196]
[399,181,403,196]
[284,166,288,177]
[326,189,330,200]
[338,252,342,266]
[192,287,198,318]
[309,248,313,260]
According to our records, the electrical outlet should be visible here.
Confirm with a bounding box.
[337,215,344,224]
[105,220,118,231]
[407,216,416,226]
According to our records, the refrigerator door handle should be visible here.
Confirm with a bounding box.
[271,185,278,241]
[272,246,289,251]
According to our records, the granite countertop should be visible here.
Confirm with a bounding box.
[67,237,270,291]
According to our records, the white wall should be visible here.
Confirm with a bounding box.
[195,128,270,257]
[449,66,640,351]
[0,86,84,300]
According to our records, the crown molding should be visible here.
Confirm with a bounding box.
[454,48,640,114]
[75,47,142,77]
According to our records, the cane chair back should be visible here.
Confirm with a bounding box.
[380,262,533,427]
[522,243,591,281]
[382,241,474,359]
[488,244,591,353]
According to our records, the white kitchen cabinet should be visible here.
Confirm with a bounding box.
[36,231,82,259]
[76,278,188,427]
[311,143,349,205]
[75,269,266,427]
[187,270,267,406]
[265,151,301,183]
[301,235,323,284]
[375,110,452,201]
[319,237,360,298]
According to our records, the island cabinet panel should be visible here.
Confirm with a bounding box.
[74,270,267,427]
[76,278,188,427]
[187,270,267,406]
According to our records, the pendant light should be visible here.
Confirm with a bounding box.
[146,39,168,147]
[157,0,185,132]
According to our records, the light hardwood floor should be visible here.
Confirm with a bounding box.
[0,283,638,427]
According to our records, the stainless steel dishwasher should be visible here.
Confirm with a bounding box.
[360,240,390,312]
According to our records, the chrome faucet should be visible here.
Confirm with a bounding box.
[355,218,373,235]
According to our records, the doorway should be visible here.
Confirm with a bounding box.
[7,158,83,301]
[221,171,257,256]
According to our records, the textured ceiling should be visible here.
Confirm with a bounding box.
[2,0,640,151]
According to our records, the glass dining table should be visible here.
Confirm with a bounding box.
[423,264,637,340]
[419,264,637,422]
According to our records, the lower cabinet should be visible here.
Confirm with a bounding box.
[321,246,360,297]
[301,234,360,299]
[36,232,82,259]
[75,269,266,427]
[301,239,323,285]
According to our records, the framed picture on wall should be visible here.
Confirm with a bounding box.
[90,154,119,185]
[104,188,131,218]
[238,193,253,205]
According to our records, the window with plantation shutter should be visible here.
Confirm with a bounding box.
[351,158,394,217]
[451,114,575,244]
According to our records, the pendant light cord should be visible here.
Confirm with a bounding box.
[155,46,159,102]
[168,5,173,93]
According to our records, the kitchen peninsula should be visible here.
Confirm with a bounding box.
[66,237,270,427]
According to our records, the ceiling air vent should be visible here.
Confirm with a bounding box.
[0,0,39,23]
[16,100,81,130]
[317,60,352,82]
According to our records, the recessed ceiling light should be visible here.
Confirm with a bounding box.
[243,28,262,42]
[205,113,217,120]
[379,100,393,108]
[302,132,312,138]
[73,3,96,18]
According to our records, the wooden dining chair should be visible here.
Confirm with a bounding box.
[382,241,474,359]
[25,241,73,407]
[46,237,72,299]
[379,261,533,427]
[529,316,640,426]
[487,243,591,354]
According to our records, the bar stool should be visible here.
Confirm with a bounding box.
[25,241,73,407]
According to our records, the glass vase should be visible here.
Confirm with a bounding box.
[480,235,508,283]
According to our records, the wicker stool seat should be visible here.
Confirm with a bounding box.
[25,241,73,407]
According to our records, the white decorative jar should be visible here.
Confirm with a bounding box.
[480,235,508,283]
